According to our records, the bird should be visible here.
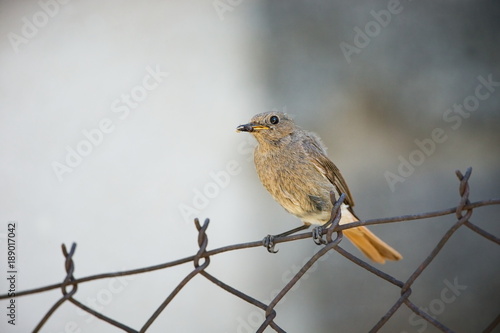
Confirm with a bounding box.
[236,111,402,264]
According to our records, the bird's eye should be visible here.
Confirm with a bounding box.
[270,115,279,125]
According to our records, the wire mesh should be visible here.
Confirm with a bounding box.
[1,167,499,332]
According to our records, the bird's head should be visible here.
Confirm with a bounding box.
[236,111,296,143]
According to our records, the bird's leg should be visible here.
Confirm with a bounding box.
[263,224,310,253]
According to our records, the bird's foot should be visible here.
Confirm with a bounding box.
[312,226,327,245]
[262,235,279,253]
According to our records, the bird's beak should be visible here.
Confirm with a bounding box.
[236,123,270,133]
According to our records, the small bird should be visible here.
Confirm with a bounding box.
[236,111,402,264]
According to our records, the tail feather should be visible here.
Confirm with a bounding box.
[340,205,402,264]
[343,227,402,264]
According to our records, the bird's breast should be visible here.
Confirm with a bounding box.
[254,145,335,223]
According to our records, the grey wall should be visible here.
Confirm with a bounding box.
[1,1,499,332]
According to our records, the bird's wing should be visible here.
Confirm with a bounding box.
[302,133,356,207]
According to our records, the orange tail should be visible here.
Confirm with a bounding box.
[341,206,402,264]
[343,226,402,264]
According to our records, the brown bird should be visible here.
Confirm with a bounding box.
[237,111,402,263]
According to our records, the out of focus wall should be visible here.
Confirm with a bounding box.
[0,1,499,332]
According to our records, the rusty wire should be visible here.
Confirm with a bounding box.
[1,167,499,332]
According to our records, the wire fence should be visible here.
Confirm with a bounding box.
[1,167,499,332]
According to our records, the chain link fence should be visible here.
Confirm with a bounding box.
[1,167,499,332]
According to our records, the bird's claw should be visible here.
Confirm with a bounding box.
[312,226,327,245]
[263,235,279,253]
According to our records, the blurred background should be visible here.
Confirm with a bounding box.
[1,1,499,332]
